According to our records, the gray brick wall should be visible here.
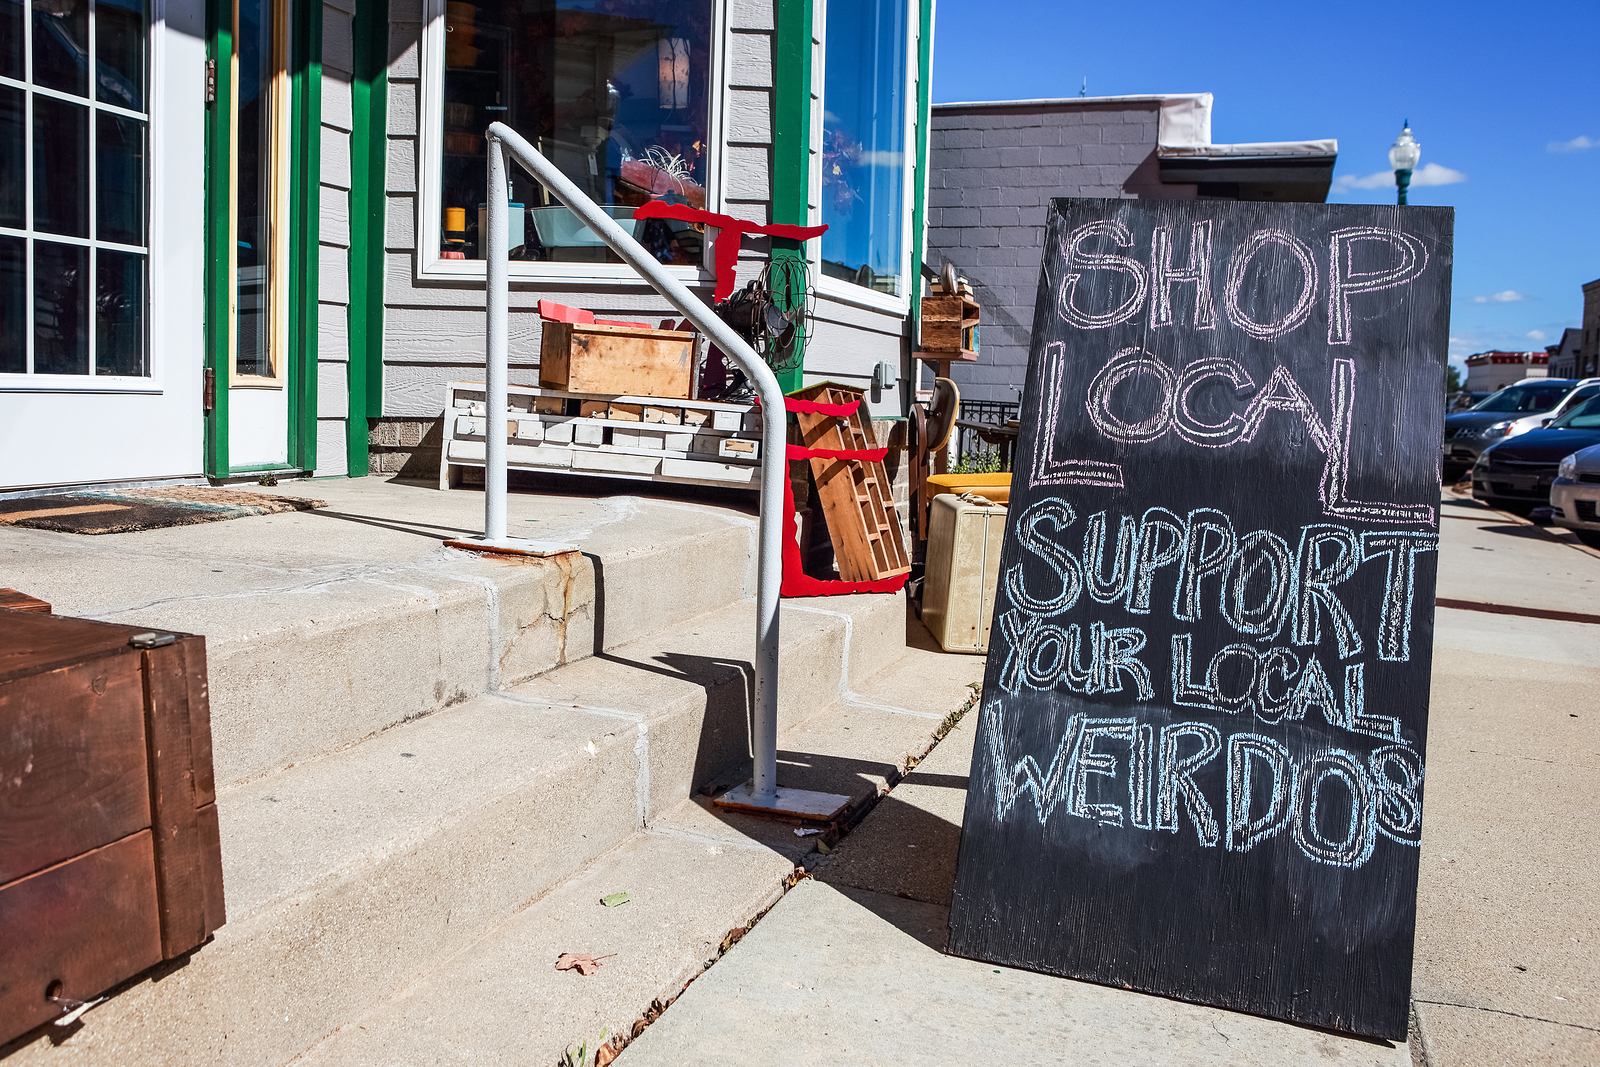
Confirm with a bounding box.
[925,100,1196,403]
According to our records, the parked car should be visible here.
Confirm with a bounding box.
[1449,391,1492,412]
[1471,393,1600,514]
[1550,441,1600,549]
[1443,378,1586,473]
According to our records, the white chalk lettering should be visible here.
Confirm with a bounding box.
[1293,524,1363,658]
[1369,744,1423,846]
[1327,227,1429,346]
[1175,508,1236,621]
[1059,221,1149,329]
[1224,229,1320,340]
[1226,733,1296,852]
[1006,500,1084,614]
[1360,531,1438,663]
[1084,511,1140,604]
[1156,722,1222,846]
[1222,529,1295,636]
[1030,342,1127,489]
[1149,221,1216,330]
[1068,718,1138,826]
[1127,508,1187,614]
[1292,750,1377,868]
[1087,347,1175,444]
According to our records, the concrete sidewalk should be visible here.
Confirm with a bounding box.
[618,490,1600,1067]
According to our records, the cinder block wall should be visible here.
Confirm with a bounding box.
[925,100,1196,403]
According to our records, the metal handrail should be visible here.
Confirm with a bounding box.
[482,122,786,808]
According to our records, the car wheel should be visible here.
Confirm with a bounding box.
[1576,530,1600,550]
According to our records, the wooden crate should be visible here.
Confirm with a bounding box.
[792,383,912,582]
[539,322,695,398]
[919,291,980,356]
[0,609,225,1043]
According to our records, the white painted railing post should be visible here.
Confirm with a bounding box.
[482,122,786,808]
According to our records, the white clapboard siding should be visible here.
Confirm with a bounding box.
[318,0,355,470]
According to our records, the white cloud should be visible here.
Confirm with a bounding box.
[1527,329,1547,341]
[1472,290,1528,303]
[1330,161,1466,195]
[1548,135,1596,153]
[856,151,904,167]
[1410,162,1468,186]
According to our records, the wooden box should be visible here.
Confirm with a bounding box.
[539,322,696,398]
[919,292,980,356]
[0,609,225,1043]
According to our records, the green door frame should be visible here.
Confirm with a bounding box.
[346,0,389,476]
[906,0,935,413]
[203,0,322,478]
[770,0,813,397]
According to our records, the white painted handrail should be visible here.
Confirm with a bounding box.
[483,122,786,807]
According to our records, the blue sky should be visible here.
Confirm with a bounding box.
[930,0,1598,373]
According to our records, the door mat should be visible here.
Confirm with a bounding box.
[0,487,327,535]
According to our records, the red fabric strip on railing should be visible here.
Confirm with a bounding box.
[785,444,889,462]
[778,397,860,417]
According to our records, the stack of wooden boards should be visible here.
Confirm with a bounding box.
[440,382,765,490]
[791,383,912,583]
[0,595,225,1044]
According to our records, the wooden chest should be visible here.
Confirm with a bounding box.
[0,608,225,1043]
[538,322,696,398]
[919,291,980,356]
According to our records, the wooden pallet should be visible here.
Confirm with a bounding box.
[791,383,911,582]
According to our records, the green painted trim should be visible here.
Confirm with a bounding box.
[770,0,813,395]
[346,0,389,475]
[906,0,934,412]
[203,0,233,478]
[285,0,322,472]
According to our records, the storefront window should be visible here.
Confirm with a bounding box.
[436,0,712,266]
[0,0,149,380]
[820,0,907,298]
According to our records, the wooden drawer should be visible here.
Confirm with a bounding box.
[0,610,225,1043]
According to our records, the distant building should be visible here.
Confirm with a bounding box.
[1547,328,1583,378]
[1463,351,1550,393]
[923,93,1337,402]
[1582,279,1600,378]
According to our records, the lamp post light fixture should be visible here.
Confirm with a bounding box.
[1389,121,1421,206]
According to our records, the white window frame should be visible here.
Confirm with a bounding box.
[0,0,163,394]
[415,0,728,287]
[810,0,918,318]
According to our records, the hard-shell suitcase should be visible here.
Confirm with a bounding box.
[921,493,1006,653]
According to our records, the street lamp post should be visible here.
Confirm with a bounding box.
[1389,121,1421,206]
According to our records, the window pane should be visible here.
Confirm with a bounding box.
[34,238,87,374]
[96,248,143,375]
[0,86,21,228]
[95,0,146,111]
[1,0,22,81]
[32,0,89,97]
[235,0,273,376]
[0,235,22,373]
[34,94,88,237]
[821,0,908,297]
[97,111,145,245]
[438,0,712,265]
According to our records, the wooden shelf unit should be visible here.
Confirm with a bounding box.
[791,383,911,582]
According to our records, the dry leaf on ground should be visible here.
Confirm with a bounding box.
[555,952,614,976]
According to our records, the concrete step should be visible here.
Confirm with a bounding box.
[5,480,763,788]
[281,646,987,1067]
[0,591,922,1067]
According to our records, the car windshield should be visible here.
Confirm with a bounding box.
[1472,384,1573,413]
[1550,394,1600,430]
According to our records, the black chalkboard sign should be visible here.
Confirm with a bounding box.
[948,199,1452,1040]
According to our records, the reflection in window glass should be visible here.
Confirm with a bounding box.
[1,0,22,82]
[98,111,145,245]
[35,239,88,374]
[0,86,21,228]
[235,0,275,377]
[96,248,143,375]
[437,0,712,265]
[32,0,88,97]
[0,236,22,373]
[95,0,145,110]
[820,0,907,297]
[34,94,89,237]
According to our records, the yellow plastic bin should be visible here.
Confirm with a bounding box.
[926,472,1011,505]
